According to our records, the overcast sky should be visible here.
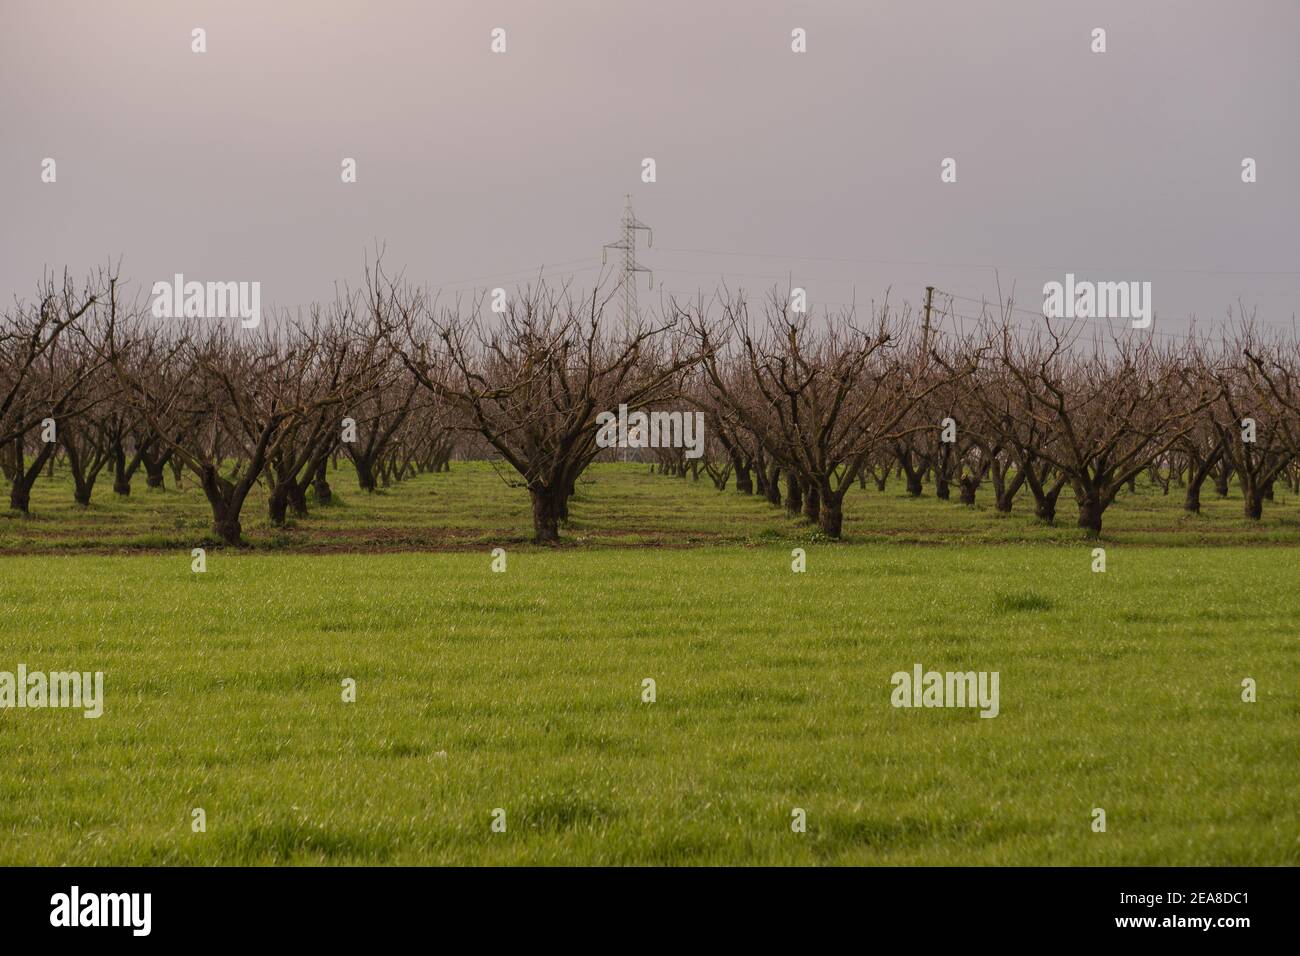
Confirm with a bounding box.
[2,0,1297,336]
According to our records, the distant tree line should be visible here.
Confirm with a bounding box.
[3,264,1298,543]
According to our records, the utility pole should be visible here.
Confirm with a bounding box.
[603,195,653,323]
[920,285,934,365]
[922,286,934,348]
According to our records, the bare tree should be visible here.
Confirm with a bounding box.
[1211,331,1297,519]
[388,271,696,542]
[1,271,104,512]
[996,319,1211,536]
[691,290,957,538]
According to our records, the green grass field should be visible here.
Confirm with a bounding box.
[1,464,1297,864]
[4,459,1300,553]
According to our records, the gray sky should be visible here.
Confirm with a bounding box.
[2,0,1297,335]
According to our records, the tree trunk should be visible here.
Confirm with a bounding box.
[818,488,844,539]
[10,482,31,512]
[802,481,820,523]
[994,470,1026,513]
[1244,489,1264,520]
[934,446,954,500]
[529,487,561,543]
[213,515,243,544]
[1214,463,1231,497]
[958,479,977,506]
[733,461,753,495]
[784,471,803,515]
[112,448,131,496]
[1023,465,1064,525]
[1182,452,1219,514]
[1075,489,1103,537]
[312,457,332,503]
[200,466,246,545]
[765,464,782,506]
[144,460,166,489]
[8,442,55,514]
[73,478,94,507]
[353,455,376,492]
[268,486,290,526]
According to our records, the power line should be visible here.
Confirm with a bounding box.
[654,245,1300,279]
[932,288,1298,341]
[659,283,1280,345]
[428,256,602,293]
[418,244,1297,344]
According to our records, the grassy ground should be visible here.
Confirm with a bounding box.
[0,465,1296,864]
[2,459,1300,553]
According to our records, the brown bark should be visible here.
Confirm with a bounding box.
[529,487,562,544]
[784,470,803,515]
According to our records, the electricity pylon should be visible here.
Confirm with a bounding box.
[603,195,653,322]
